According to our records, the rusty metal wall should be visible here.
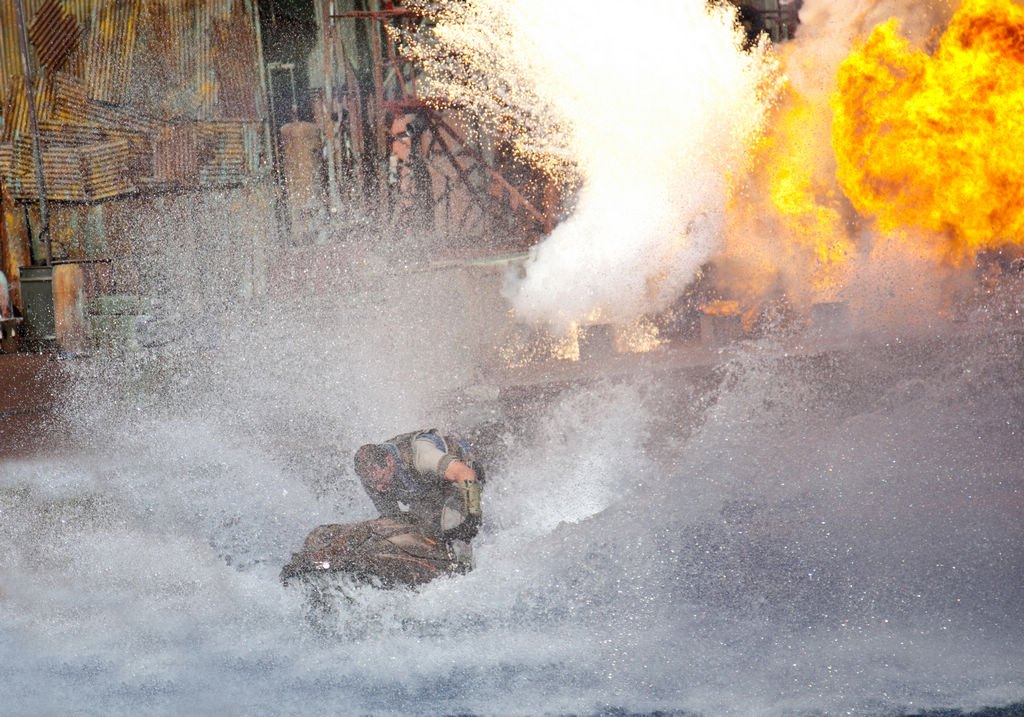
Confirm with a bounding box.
[28,0,81,73]
[0,0,268,203]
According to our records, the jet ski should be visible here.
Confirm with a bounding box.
[279,517,470,590]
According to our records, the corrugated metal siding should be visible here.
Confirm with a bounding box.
[198,121,262,185]
[74,0,142,106]
[1,138,37,196]
[0,143,12,176]
[0,1,26,115]
[152,123,200,186]
[211,0,262,119]
[14,144,88,201]
[43,72,154,137]
[0,0,267,202]
[81,139,136,199]
[137,0,254,122]
[194,2,219,120]
[1,77,29,143]
[28,0,81,72]
[1,75,57,143]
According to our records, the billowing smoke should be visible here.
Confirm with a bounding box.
[408,0,780,331]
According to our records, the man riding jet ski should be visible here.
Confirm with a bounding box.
[281,429,484,588]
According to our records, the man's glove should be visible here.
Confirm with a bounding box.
[460,480,481,517]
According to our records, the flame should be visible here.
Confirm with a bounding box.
[720,82,853,311]
[832,0,1024,265]
[701,299,741,317]
[765,88,851,296]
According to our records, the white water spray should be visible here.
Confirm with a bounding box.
[413,0,779,329]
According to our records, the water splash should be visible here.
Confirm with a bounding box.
[407,0,780,330]
[4,321,1022,716]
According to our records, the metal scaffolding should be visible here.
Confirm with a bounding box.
[317,1,556,250]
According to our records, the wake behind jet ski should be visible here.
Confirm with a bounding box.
[281,429,484,589]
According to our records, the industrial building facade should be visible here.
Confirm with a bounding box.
[0,0,271,353]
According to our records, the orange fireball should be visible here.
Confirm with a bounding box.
[832,0,1024,264]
